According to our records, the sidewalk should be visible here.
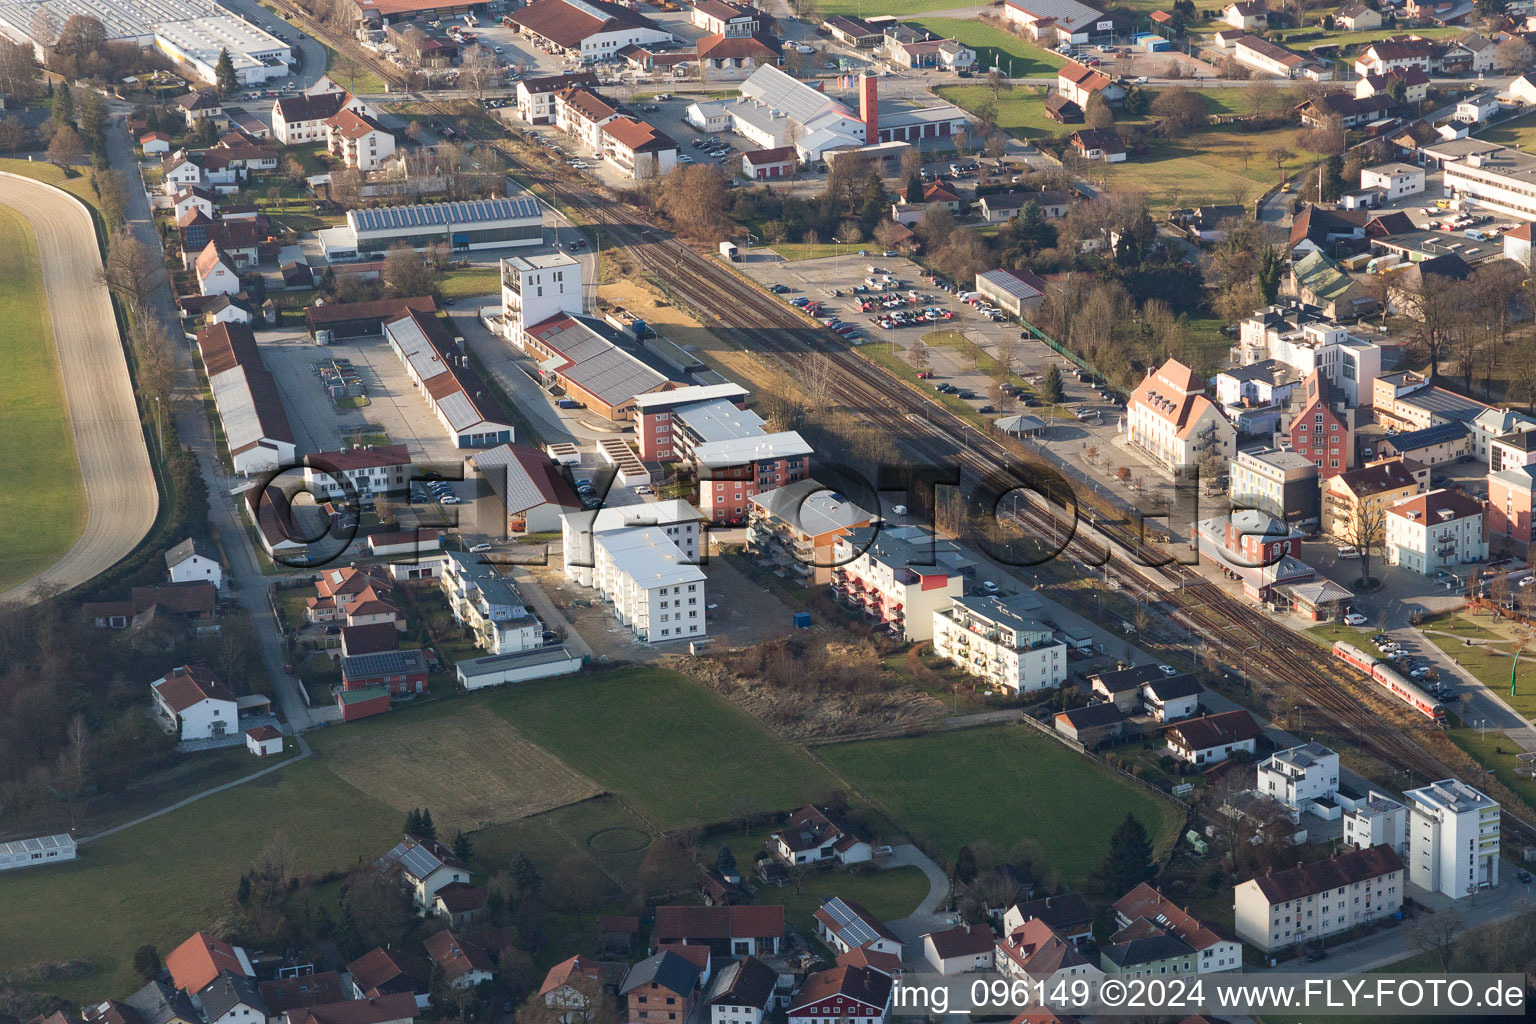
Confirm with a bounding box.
[1407,626,1536,751]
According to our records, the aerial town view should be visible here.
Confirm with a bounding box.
[9,0,1536,1016]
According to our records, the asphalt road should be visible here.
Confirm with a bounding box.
[0,170,157,605]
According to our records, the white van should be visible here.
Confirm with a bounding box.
[1337,546,1360,558]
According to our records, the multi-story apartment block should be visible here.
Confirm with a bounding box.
[747,481,874,585]
[931,594,1067,694]
[500,252,584,347]
[1230,447,1320,525]
[1322,457,1426,539]
[1384,489,1488,575]
[831,526,967,641]
[1112,883,1242,974]
[1126,359,1236,474]
[593,526,707,643]
[439,553,542,655]
[1404,779,1500,898]
[1233,307,1383,407]
[1343,791,1407,853]
[302,444,413,500]
[562,500,703,588]
[1233,845,1405,952]
[1285,370,1355,479]
[1257,742,1340,811]
[634,384,751,461]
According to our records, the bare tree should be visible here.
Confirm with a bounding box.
[1497,37,1534,74]
[1346,501,1388,588]
[97,232,163,321]
[1403,271,1467,379]
[800,352,837,408]
[1409,908,1465,972]
[459,44,499,100]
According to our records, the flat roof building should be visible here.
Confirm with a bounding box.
[1404,779,1500,898]
[338,197,544,259]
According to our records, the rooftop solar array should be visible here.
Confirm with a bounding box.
[351,198,542,234]
[820,897,882,947]
[0,834,74,858]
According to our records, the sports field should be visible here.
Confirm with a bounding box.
[0,204,85,591]
[483,668,843,828]
[820,725,1187,885]
[313,703,604,833]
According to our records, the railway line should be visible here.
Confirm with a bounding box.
[303,41,1536,846]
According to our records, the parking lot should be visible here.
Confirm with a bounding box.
[257,331,469,469]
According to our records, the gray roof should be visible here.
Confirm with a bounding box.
[620,951,702,997]
[739,65,852,126]
[750,479,872,536]
[165,537,217,568]
[1384,420,1470,451]
[1396,387,1486,422]
[456,645,582,678]
[947,593,1051,637]
[376,837,454,882]
[350,198,541,235]
[528,315,671,405]
[1144,674,1202,701]
[976,267,1047,301]
[127,979,199,1024]
[341,648,428,680]
[706,956,776,1010]
[1005,0,1109,31]
[471,444,580,518]
[1102,933,1194,967]
[1220,358,1296,385]
[445,552,531,614]
[817,896,889,947]
[0,833,74,858]
[198,972,267,1022]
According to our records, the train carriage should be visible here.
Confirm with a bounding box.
[1332,641,1445,721]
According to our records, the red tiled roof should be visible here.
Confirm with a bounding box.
[788,967,891,1014]
[304,295,436,327]
[696,32,778,61]
[653,905,786,943]
[196,241,235,280]
[246,725,283,741]
[1249,844,1403,904]
[557,87,618,124]
[291,995,418,1024]
[166,931,247,994]
[743,146,797,166]
[424,930,493,982]
[539,956,605,997]
[603,116,677,153]
[304,444,411,472]
[345,947,428,997]
[328,107,389,140]
[153,665,235,714]
[509,0,660,49]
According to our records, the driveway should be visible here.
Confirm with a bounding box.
[880,843,953,966]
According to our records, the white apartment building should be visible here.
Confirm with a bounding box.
[500,252,584,346]
[554,87,619,152]
[1360,162,1425,199]
[1231,446,1321,524]
[593,526,707,643]
[1257,742,1340,811]
[1405,780,1501,898]
[1344,792,1408,853]
[1125,359,1236,474]
[302,444,413,500]
[562,499,703,588]
[439,552,542,654]
[1233,845,1405,953]
[1233,309,1383,407]
[831,526,967,641]
[931,594,1067,694]
[1384,489,1488,575]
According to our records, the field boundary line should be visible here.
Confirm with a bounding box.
[81,735,312,844]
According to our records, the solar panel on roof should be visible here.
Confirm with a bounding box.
[823,897,881,947]
[353,198,540,233]
[397,841,444,880]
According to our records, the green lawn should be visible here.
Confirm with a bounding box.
[1477,109,1536,152]
[769,242,870,261]
[483,668,843,829]
[1444,727,1536,820]
[1419,613,1536,720]
[0,758,399,1001]
[911,19,1066,77]
[819,725,1187,884]
[1098,125,1327,209]
[440,265,503,299]
[1304,621,1373,647]
[812,0,968,15]
[0,204,86,592]
[323,45,389,95]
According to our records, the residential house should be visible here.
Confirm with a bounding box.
[1285,370,1354,480]
[786,967,891,1024]
[922,925,995,975]
[1258,742,1341,811]
[424,930,494,989]
[1230,447,1320,525]
[516,72,601,124]
[602,117,679,180]
[813,898,903,958]
[83,581,219,631]
[978,189,1074,223]
[1164,709,1262,765]
[994,918,1104,991]
[176,90,225,128]
[124,978,199,1024]
[283,995,418,1024]
[1068,127,1125,162]
[1361,162,1426,198]
[1057,62,1125,107]
[653,905,785,957]
[347,947,430,1003]
[1141,675,1203,722]
[1090,663,1168,712]
[341,649,429,697]
[1335,1,1382,29]
[1322,457,1426,538]
[705,956,776,1024]
[1404,779,1501,897]
[1099,925,1196,979]
[588,524,708,644]
[438,552,541,654]
[1222,0,1267,29]
[565,500,704,588]
[1384,489,1488,574]
[197,973,267,1024]
[771,804,872,866]
[165,538,222,590]
[1112,883,1242,973]
[1125,358,1236,474]
[1509,73,1536,106]
[1003,896,1095,947]
[1233,844,1405,952]
[432,882,487,928]
[375,836,471,910]
[257,973,348,1021]
[830,525,967,641]
[196,242,241,297]
[151,665,237,742]
[1289,250,1373,320]
[327,108,395,171]
[555,87,620,151]
[306,566,396,626]
[272,80,372,145]
[932,594,1067,694]
[1355,67,1428,104]
[303,444,412,500]
[539,957,607,1024]
[621,951,703,1024]
[165,932,254,994]
[1353,38,1444,77]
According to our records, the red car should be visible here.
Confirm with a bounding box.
[917,371,935,379]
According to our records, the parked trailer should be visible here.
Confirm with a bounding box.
[719,240,739,261]
[1332,640,1445,721]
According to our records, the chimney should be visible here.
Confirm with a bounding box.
[859,73,879,143]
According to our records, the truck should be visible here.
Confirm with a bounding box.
[719,240,739,261]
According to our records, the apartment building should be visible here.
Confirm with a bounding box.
[1230,447,1320,525]
[1285,370,1355,479]
[302,444,413,500]
[327,108,395,171]
[562,499,703,588]
[831,526,967,641]
[1112,883,1242,974]
[1441,141,1536,222]
[515,72,599,124]
[1257,742,1340,811]
[593,526,707,643]
[931,594,1067,694]
[1233,845,1405,952]
[1125,359,1236,473]
[499,252,584,348]
[1233,308,1382,407]
[1384,489,1488,574]
[1344,792,1408,853]
[747,480,874,585]
[439,552,542,655]
[1321,457,1426,538]
[554,87,619,151]
[1404,780,1500,898]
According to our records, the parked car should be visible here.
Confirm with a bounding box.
[469,543,493,553]
[1343,612,1368,625]
[980,580,1000,594]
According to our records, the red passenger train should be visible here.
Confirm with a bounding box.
[1333,640,1445,721]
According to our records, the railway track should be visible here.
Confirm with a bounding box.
[271,18,1536,846]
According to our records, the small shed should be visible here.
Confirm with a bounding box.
[1141,35,1171,51]
[245,725,284,756]
[337,685,392,722]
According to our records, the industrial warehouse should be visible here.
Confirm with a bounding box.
[319,197,546,260]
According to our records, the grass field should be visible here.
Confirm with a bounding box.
[0,204,86,592]
[719,826,931,928]
[1097,126,1325,208]
[0,758,399,1001]
[439,265,503,299]
[819,725,1187,884]
[324,45,389,96]
[911,19,1066,78]
[1477,110,1536,152]
[769,242,871,261]
[312,703,604,833]
[483,668,843,828]
[1418,613,1536,720]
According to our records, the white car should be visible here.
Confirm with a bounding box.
[469,543,492,553]
[1158,664,1178,677]
[1133,75,1148,84]
[1343,613,1369,625]
[1522,576,1535,588]
[980,580,1000,594]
